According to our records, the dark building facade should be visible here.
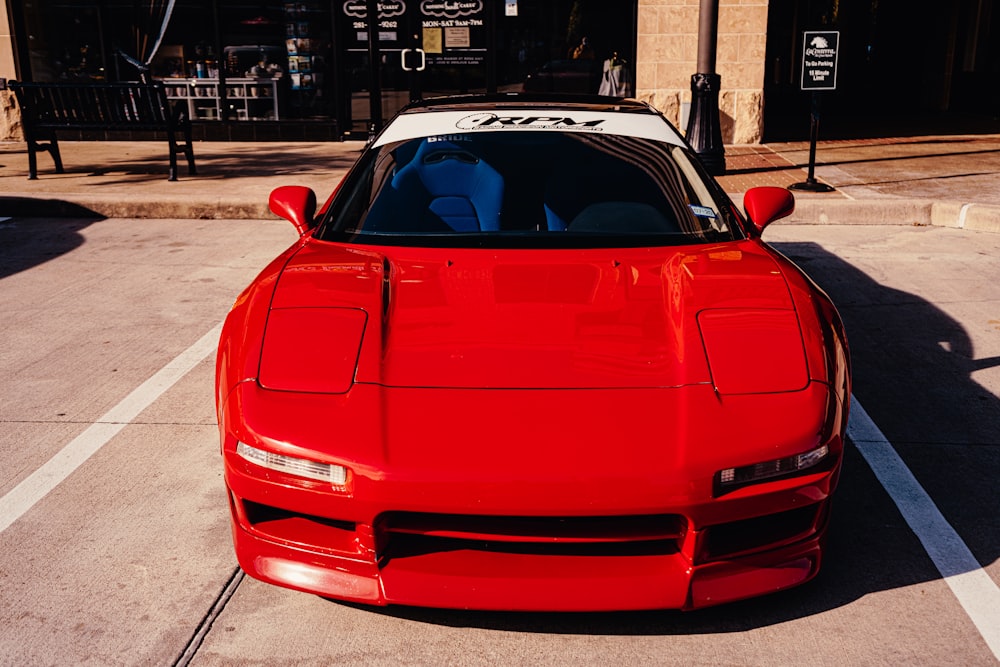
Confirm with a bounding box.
[2,0,637,140]
[762,0,1000,139]
[1,0,997,143]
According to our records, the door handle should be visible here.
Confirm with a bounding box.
[401,48,427,72]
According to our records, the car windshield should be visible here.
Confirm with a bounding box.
[318,130,743,248]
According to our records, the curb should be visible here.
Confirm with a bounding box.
[929,201,1000,233]
[0,194,271,220]
[4,191,1000,233]
[731,194,1000,233]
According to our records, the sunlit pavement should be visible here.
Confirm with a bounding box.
[1,218,998,664]
[3,131,1000,231]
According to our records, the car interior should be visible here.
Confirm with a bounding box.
[331,132,734,242]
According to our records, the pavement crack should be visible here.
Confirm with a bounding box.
[174,565,245,667]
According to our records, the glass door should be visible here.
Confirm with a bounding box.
[494,0,636,97]
[337,0,403,134]
[374,1,422,127]
[415,1,489,99]
[337,0,490,135]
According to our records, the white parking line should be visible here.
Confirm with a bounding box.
[849,395,1000,660]
[0,324,222,535]
[3,336,998,656]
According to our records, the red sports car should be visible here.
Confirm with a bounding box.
[216,95,850,611]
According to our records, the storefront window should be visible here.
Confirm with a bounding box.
[10,0,637,136]
[21,1,108,81]
[495,0,635,96]
[214,2,334,121]
[146,2,220,120]
[146,2,333,122]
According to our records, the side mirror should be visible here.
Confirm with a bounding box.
[269,185,317,236]
[742,186,795,235]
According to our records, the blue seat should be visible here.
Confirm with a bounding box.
[543,150,679,233]
[364,140,504,233]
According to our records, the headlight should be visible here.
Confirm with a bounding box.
[237,441,348,488]
[716,444,829,495]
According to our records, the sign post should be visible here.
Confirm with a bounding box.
[790,30,839,193]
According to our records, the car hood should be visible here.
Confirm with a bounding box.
[263,241,803,391]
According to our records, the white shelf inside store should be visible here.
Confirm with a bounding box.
[161,78,281,121]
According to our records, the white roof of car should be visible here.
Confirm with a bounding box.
[373,108,688,148]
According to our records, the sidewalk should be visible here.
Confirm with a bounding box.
[2,133,999,232]
[724,135,1000,233]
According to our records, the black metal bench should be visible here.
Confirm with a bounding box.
[8,81,196,181]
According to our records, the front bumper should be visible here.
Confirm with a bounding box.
[221,381,844,611]
[228,495,830,610]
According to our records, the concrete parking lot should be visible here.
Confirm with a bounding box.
[3,122,1000,664]
[0,212,997,665]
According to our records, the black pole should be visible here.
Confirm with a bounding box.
[366,0,383,136]
[407,32,422,103]
[329,5,347,137]
[789,92,835,192]
[805,100,820,181]
[486,0,497,93]
[213,0,227,123]
[685,0,725,175]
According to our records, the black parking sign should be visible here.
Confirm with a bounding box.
[801,31,839,90]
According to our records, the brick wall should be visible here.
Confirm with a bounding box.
[636,0,768,144]
[1,1,22,141]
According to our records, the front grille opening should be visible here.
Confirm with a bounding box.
[376,512,685,561]
[383,535,681,562]
[700,504,821,562]
[243,499,358,554]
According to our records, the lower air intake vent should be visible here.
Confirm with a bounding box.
[377,512,686,559]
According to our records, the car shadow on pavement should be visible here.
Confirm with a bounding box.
[775,240,1000,581]
[332,240,999,634]
[0,203,103,280]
